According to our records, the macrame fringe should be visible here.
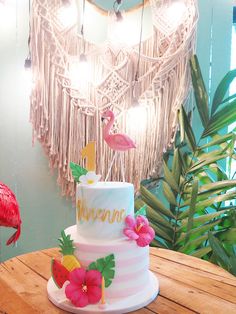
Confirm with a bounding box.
[30,0,198,197]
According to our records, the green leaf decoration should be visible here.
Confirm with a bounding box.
[70,162,88,182]
[135,205,147,217]
[88,254,115,288]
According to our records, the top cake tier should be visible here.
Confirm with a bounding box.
[76,182,134,240]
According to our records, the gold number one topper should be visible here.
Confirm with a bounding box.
[81,142,96,172]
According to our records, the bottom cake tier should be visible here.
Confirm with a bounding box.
[47,225,159,313]
[47,271,159,314]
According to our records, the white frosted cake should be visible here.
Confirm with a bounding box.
[47,181,159,314]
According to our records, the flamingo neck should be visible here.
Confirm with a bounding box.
[103,114,114,139]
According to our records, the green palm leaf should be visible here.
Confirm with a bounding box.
[199,180,236,193]
[163,161,180,193]
[211,68,236,115]
[202,99,236,137]
[206,164,228,181]
[180,234,209,254]
[218,228,236,245]
[178,106,196,151]
[162,181,178,206]
[185,179,198,244]
[150,222,173,243]
[190,55,209,128]
[135,199,173,230]
[172,148,181,185]
[191,246,212,258]
[179,209,229,231]
[152,237,169,248]
[140,185,176,219]
[199,133,234,149]
[187,154,228,173]
[180,191,236,218]
[208,232,231,270]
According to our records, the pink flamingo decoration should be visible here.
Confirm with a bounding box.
[0,182,22,245]
[101,109,136,181]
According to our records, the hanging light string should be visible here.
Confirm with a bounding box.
[24,0,31,69]
[113,0,123,21]
[80,0,86,55]
[134,0,145,83]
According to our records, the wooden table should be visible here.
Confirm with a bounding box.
[0,248,235,314]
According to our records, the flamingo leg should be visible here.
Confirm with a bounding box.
[120,152,125,182]
[105,151,118,181]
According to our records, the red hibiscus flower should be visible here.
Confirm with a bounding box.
[65,268,102,307]
[123,215,155,247]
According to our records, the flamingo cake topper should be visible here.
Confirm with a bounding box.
[0,182,22,245]
[101,109,136,181]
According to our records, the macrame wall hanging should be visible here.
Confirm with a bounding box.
[30,0,199,197]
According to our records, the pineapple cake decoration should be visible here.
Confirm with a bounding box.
[51,230,115,308]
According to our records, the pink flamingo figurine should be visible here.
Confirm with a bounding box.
[0,182,22,245]
[101,109,136,181]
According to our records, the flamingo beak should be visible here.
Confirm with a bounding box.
[101,117,105,122]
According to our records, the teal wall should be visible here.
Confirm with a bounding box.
[0,0,234,261]
[194,0,233,137]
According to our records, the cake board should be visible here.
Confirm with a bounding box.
[47,271,159,314]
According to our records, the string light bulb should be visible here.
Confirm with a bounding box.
[62,0,71,6]
[78,53,91,83]
[24,56,31,70]
[114,0,123,21]
[69,55,91,90]
[127,0,147,132]
[166,0,187,29]
[127,102,147,133]
[0,1,14,27]
[58,1,77,28]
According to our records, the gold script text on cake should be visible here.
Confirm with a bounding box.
[77,199,126,224]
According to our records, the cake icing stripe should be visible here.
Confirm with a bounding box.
[80,254,148,270]
[73,241,138,253]
[111,266,148,284]
[106,276,149,298]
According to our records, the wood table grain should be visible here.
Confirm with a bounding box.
[0,248,235,314]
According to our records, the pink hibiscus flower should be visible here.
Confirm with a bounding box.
[65,268,102,307]
[123,215,155,247]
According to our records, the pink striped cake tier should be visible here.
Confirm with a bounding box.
[65,225,150,299]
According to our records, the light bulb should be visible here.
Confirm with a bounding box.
[107,12,140,47]
[69,55,91,90]
[23,68,35,95]
[0,1,14,27]
[58,2,77,28]
[165,1,187,28]
[127,104,147,133]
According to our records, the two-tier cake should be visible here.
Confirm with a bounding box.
[47,178,159,313]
